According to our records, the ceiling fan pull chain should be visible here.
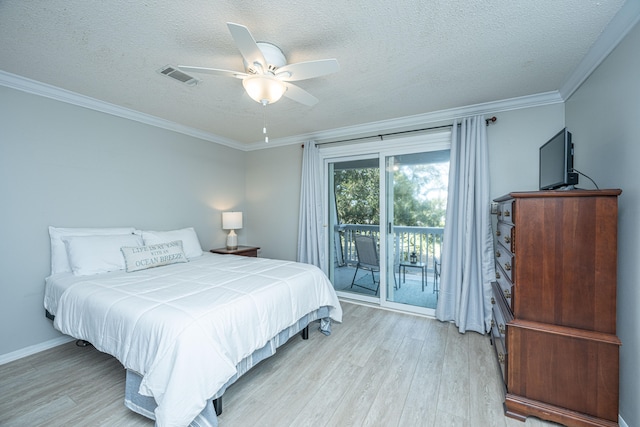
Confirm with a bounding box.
[262,100,269,143]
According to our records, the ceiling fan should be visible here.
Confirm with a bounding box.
[179,22,340,107]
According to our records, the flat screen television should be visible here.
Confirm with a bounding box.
[539,128,578,190]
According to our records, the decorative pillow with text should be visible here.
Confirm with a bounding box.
[121,240,188,272]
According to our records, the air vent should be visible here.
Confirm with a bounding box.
[157,66,199,86]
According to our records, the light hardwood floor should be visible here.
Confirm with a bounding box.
[0,302,559,427]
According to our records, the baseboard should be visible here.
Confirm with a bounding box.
[0,336,73,365]
[619,414,629,427]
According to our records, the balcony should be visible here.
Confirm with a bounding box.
[332,224,443,309]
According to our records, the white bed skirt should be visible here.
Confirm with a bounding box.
[124,307,332,427]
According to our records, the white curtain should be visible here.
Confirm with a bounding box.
[297,141,327,272]
[435,115,495,334]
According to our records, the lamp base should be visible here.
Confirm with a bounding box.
[226,230,238,250]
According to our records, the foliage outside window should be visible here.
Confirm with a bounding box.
[334,163,447,228]
[334,160,448,265]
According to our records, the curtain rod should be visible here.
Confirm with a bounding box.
[307,116,497,147]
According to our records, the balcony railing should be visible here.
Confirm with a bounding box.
[334,223,444,274]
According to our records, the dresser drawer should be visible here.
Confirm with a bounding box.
[496,222,515,253]
[495,244,514,282]
[492,304,508,339]
[495,266,513,308]
[492,322,507,383]
[492,281,514,322]
[491,281,513,387]
[497,200,514,225]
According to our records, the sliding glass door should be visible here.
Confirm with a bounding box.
[384,150,449,311]
[327,156,381,303]
[323,132,451,315]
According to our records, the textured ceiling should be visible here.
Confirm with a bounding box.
[0,1,630,147]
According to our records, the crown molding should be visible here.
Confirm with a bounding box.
[559,0,640,100]
[3,69,562,153]
[5,0,634,158]
[0,71,245,151]
[245,90,564,151]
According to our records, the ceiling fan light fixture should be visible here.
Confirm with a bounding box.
[242,75,286,104]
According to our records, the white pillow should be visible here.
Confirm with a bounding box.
[49,226,137,275]
[63,234,143,276]
[121,240,188,272]
[141,227,203,259]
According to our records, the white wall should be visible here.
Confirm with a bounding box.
[565,21,640,427]
[245,144,303,261]
[487,105,565,198]
[0,86,245,358]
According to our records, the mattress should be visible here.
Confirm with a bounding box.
[44,253,342,427]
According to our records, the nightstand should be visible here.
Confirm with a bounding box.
[210,246,260,257]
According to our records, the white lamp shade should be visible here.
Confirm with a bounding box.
[242,75,286,104]
[222,212,243,230]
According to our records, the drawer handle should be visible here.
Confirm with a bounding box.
[504,262,511,271]
[495,271,501,279]
[504,288,512,299]
[504,236,511,244]
[504,211,511,217]
[496,230,501,236]
[496,251,501,258]
[498,353,505,364]
[499,324,505,335]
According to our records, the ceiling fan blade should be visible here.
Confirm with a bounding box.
[178,65,247,79]
[283,82,319,106]
[276,59,339,82]
[227,22,267,72]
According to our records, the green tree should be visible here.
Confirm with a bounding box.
[393,164,447,227]
[334,168,380,224]
[334,163,447,228]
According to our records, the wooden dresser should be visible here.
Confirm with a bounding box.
[490,189,621,427]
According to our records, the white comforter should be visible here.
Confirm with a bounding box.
[48,253,342,427]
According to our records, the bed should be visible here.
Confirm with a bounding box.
[43,226,342,427]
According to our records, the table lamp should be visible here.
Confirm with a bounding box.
[222,211,243,250]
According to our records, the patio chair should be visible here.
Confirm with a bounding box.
[350,234,380,295]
